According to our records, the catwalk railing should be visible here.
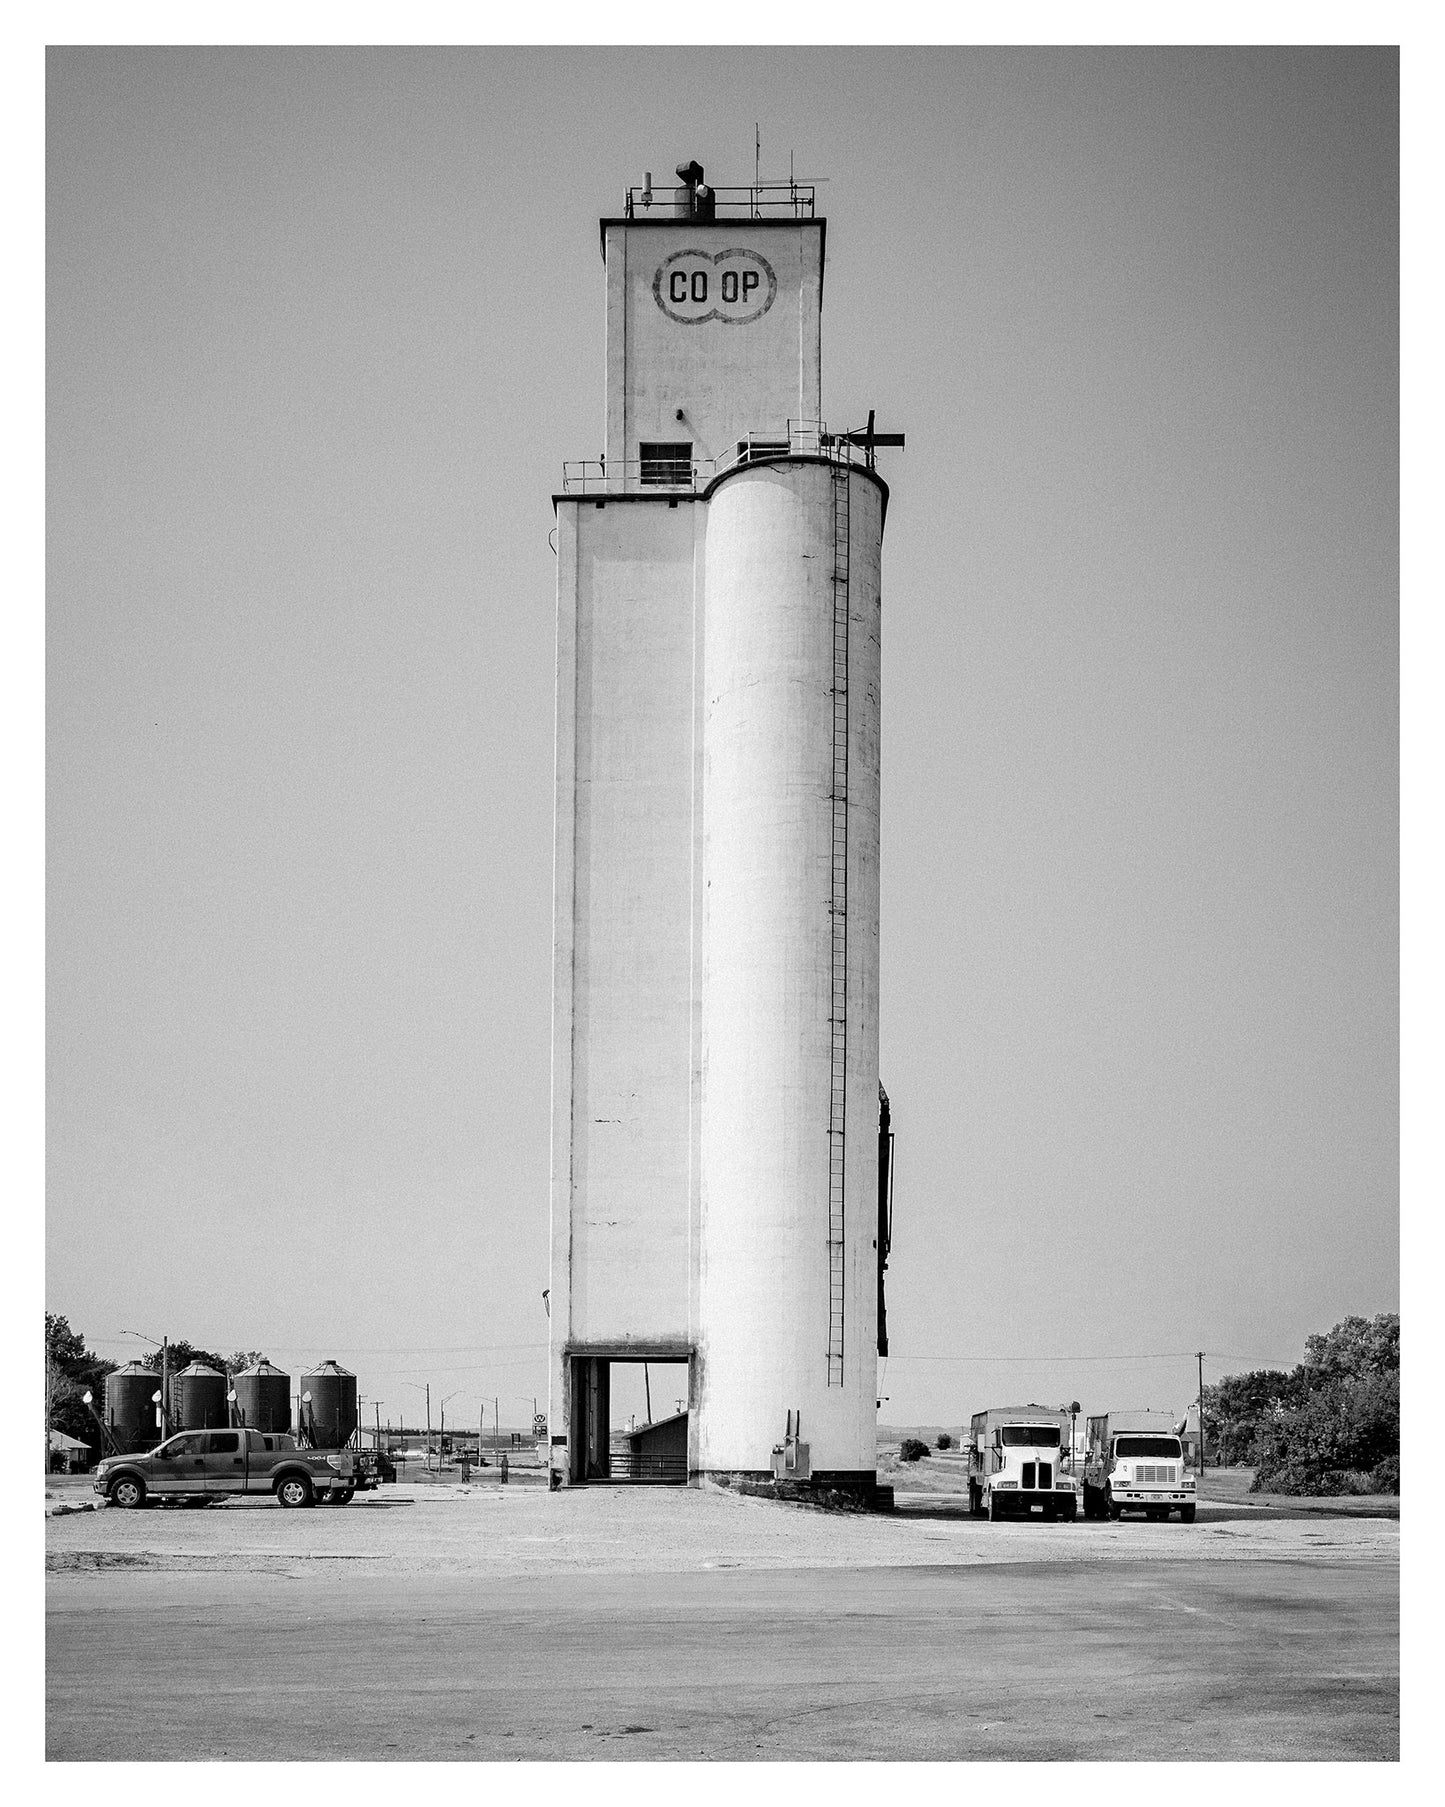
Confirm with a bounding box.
[560,422,884,496]
[622,182,816,220]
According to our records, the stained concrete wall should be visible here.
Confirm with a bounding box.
[549,498,702,1375]
[694,463,883,1480]
[603,221,823,479]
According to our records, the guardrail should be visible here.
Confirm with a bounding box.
[561,421,881,496]
[623,182,815,220]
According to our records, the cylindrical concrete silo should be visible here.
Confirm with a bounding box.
[695,454,884,1489]
[105,1361,160,1452]
[170,1362,228,1430]
[233,1361,292,1433]
[301,1360,357,1450]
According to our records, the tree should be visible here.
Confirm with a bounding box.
[44,1315,116,1459]
[138,1340,230,1376]
[1221,1313,1402,1496]
[1300,1314,1399,1382]
[1201,1368,1299,1466]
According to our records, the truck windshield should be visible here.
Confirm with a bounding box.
[1000,1426,1060,1446]
[1115,1437,1182,1458]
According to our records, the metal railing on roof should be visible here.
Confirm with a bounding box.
[623,182,816,220]
[560,421,880,496]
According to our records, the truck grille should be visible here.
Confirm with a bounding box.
[1020,1462,1053,1490]
[1136,1464,1177,1484]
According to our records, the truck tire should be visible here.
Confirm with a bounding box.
[1180,1505,1196,1523]
[1061,1500,1078,1522]
[276,1474,314,1509]
[1105,1486,1122,1521]
[987,1491,1000,1523]
[332,1487,355,1505]
[968,1483,982,1518]
[109,1475,146,1510]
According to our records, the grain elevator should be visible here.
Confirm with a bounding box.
[548,162,899,1501]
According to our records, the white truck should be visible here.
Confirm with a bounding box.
[968,1404,1080,1521]
[1083,1411,1196,1521]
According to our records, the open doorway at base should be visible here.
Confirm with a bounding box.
[568,1356,690,1485]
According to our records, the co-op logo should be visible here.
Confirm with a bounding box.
[652,247,778,326]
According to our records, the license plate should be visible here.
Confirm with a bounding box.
[1031,1504,1043,1513]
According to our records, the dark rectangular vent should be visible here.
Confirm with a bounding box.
[639,441,693,486]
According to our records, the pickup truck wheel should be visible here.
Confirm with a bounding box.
[1105,1486,1122,1521]
[109,1475,146,1510]
[1180,1505,1197,1523]
[331,1487,355,1505]
[276,1474,313,1509]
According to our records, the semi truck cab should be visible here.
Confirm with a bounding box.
[968,1405,1080,1521]
[1083,1413,1196,1521]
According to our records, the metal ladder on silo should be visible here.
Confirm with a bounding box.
[827,458,851,1387]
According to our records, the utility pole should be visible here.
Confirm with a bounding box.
[425,1382,432,1474]
[644,1362,652,1425]
[160,1337,170,1440]
[1196,1351,1206,1478]
[494,1396,499,1447]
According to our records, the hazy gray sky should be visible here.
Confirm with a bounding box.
[48,46,1397,1428]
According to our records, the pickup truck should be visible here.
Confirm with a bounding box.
[94,1427,373,1509]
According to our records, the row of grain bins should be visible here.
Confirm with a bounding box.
[102,1358,359,1454]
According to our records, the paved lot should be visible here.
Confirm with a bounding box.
[46,1480,1398,1761]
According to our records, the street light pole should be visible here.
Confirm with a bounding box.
[1196,1351,1206,1478]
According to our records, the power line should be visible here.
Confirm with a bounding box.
[885,1350,1291,1365]
[98,1335,550,1357]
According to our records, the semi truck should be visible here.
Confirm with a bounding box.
[967,1404,1080,1521]
[1082,1411,1196,1521]
[94,1426,374,1508]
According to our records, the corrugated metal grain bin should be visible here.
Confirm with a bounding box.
[170,1362,228,1430]
[104,1361,161,1452]
[233,1360,291,1433]
[301,1359,357,1449]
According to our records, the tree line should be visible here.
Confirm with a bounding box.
[1202,1313,1399,1496]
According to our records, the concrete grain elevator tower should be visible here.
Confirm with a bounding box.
[548,161,899,1501]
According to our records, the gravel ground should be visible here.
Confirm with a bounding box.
[45,1473,1399,1579]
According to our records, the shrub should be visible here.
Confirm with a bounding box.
[899,1437,929,1463]
[1371,1454,1400,1494]
[935,1432,954,1451]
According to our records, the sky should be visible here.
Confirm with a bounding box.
[46,45,1397,1432]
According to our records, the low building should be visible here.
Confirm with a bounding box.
[49,1430,93,1473]
[610,1412,688,1484]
